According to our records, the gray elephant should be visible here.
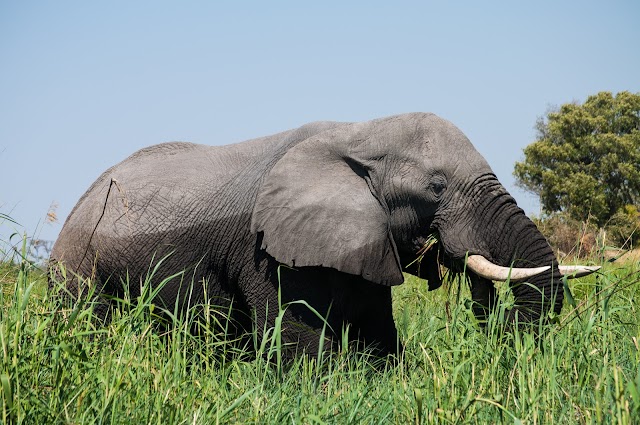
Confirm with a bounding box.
[49,113,596,356]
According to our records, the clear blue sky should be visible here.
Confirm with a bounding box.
[1,1,638,247]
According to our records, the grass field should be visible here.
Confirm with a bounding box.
[0,249,638,423]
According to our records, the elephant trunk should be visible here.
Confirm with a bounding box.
[434,176,563,325]
[479,198,563,324]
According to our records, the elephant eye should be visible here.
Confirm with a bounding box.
[430,176,447,198]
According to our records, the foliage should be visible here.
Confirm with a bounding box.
[514,91,640,227]
[532,207,639,258]
[1,252,639,423]
[608,205,640,249]
[532,212,600,259]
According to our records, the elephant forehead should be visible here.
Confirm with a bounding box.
[346,114,493,172]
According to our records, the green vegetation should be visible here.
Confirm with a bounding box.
[1,250,638,423]
[514,91,640,246]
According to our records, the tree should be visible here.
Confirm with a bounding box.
[514,91,640,227]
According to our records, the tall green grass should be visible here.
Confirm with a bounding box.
[0,249,638,423]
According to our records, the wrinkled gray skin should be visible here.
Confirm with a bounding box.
[50,113,562,356]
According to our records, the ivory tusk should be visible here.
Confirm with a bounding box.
[558,265,601,278]
[466,254,550,282]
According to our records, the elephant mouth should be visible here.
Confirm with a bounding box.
[411,232,599,286]
[411,232,481,278]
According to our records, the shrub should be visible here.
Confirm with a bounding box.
[533,206,639,260]
[607,204,640,250]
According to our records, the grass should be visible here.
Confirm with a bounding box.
[0,249,639,423]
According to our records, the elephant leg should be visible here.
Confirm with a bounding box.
[243,262,340,357]
[344,280,400,356]
[468,272,497,325]
[273,270,401,357]
[242,257,400,357]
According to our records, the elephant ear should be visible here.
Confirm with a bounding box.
[250,129,404,286]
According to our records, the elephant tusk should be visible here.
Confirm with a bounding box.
[466,255,550,282]
[558,265,601,278]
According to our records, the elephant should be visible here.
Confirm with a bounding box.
[49,113,597,356]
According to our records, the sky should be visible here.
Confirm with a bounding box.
[1,1,639,252]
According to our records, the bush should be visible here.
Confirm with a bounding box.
[607,205,640,249]
[533,206,639,260]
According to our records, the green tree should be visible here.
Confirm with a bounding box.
[514,91,640,227]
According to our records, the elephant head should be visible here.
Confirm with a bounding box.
[252,113,596,326]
